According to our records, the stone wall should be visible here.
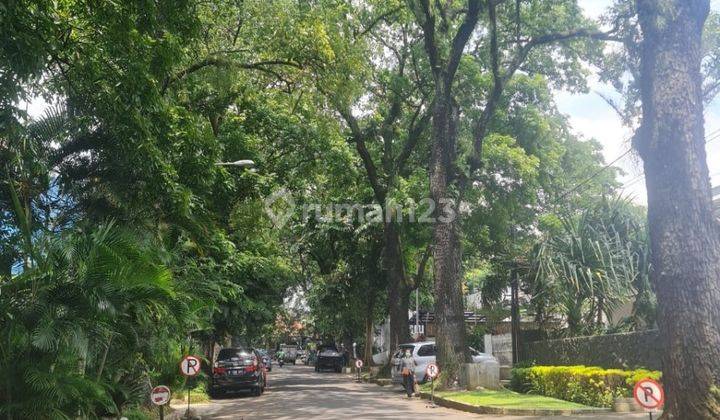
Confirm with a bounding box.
[520,330,662,370]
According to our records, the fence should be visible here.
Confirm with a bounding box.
[520,330,662,370]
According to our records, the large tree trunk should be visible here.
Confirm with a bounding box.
[384,221,411,358]
[636,1,720,417]
[430,89,469,387]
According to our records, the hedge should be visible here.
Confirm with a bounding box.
[510,365,662,408]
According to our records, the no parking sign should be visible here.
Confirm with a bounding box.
[425,362,440,379]
[633,378,664,409]
[180,355,202,377]
[633,378,664,419]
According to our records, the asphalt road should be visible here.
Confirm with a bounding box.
[173,364,654,420]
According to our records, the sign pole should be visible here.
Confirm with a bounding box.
[151,384,171,419]
[186,384,190,418]
[425,362,439,409]
[179,355,201,418]
[354,359,364,382]
[430,376,435,407]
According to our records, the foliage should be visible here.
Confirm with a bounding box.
[529,196,652,336]
[0,223,195,418]
[510,365,662,408]
[0,0,674,415]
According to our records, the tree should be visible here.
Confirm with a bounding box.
[323,2,434,360]
[532,196,648,336]
[634,0,720,417]
[407,0,611,385]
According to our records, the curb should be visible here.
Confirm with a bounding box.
[418,392,612,416]
[356,376,394,386]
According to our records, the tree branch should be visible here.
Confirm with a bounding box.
[412,245,432,290]
[469,0,502,173]
[355,6,403,38]
[337,108,387,203]
[162,57,302,93]
[506,28,621,85]
[411,0,441,78]
[396,105,431,176]
[446,0,482,86]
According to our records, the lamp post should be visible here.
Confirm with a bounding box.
[215,159,255,168]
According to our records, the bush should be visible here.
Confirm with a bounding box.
[510,365,662,408]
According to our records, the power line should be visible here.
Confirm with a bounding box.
[552,147,633,205]
[555,128,720,203]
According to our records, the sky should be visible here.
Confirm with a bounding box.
[557,0,720,205]
[22,1,720,206]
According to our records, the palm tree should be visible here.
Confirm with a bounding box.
[0,222,185,419]
[530,196,651,336]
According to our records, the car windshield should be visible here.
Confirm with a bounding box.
[217,348,252,361]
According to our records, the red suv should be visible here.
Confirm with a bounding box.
[210,347,267,398]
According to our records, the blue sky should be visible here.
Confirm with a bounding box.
[557,0,720,204]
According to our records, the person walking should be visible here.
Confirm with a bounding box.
[400,349,417,398]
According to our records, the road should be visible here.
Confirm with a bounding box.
[173,364,653,420]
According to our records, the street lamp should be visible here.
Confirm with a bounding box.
[215,159,255,168]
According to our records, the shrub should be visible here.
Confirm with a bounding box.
[510,365,662,408]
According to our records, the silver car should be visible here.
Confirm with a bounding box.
[391,341,496,384]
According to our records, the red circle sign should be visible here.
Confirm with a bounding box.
[426,362,440,379]
[150,385,171,406]
[355,359,364,369]
[179,355,202,377]
[633,378,664,410]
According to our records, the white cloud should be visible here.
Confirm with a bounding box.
[556,0,720,205]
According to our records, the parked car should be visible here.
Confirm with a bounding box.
[314,344,344,373]
[258,349,272,371]
[390,341,496,384]
[210,347,267,398]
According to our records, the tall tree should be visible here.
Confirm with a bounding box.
[407,0,482,385]
[635,0,720,417]
[407,0,612,384]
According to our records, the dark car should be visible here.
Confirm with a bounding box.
[211,347,267,398]
[314,344,344,373]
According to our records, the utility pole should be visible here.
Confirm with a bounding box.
[510,268,520,365]
[415,288,420,337]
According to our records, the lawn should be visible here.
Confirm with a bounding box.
[434,389,595,411]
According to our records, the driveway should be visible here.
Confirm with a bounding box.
[171,364,654,419]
